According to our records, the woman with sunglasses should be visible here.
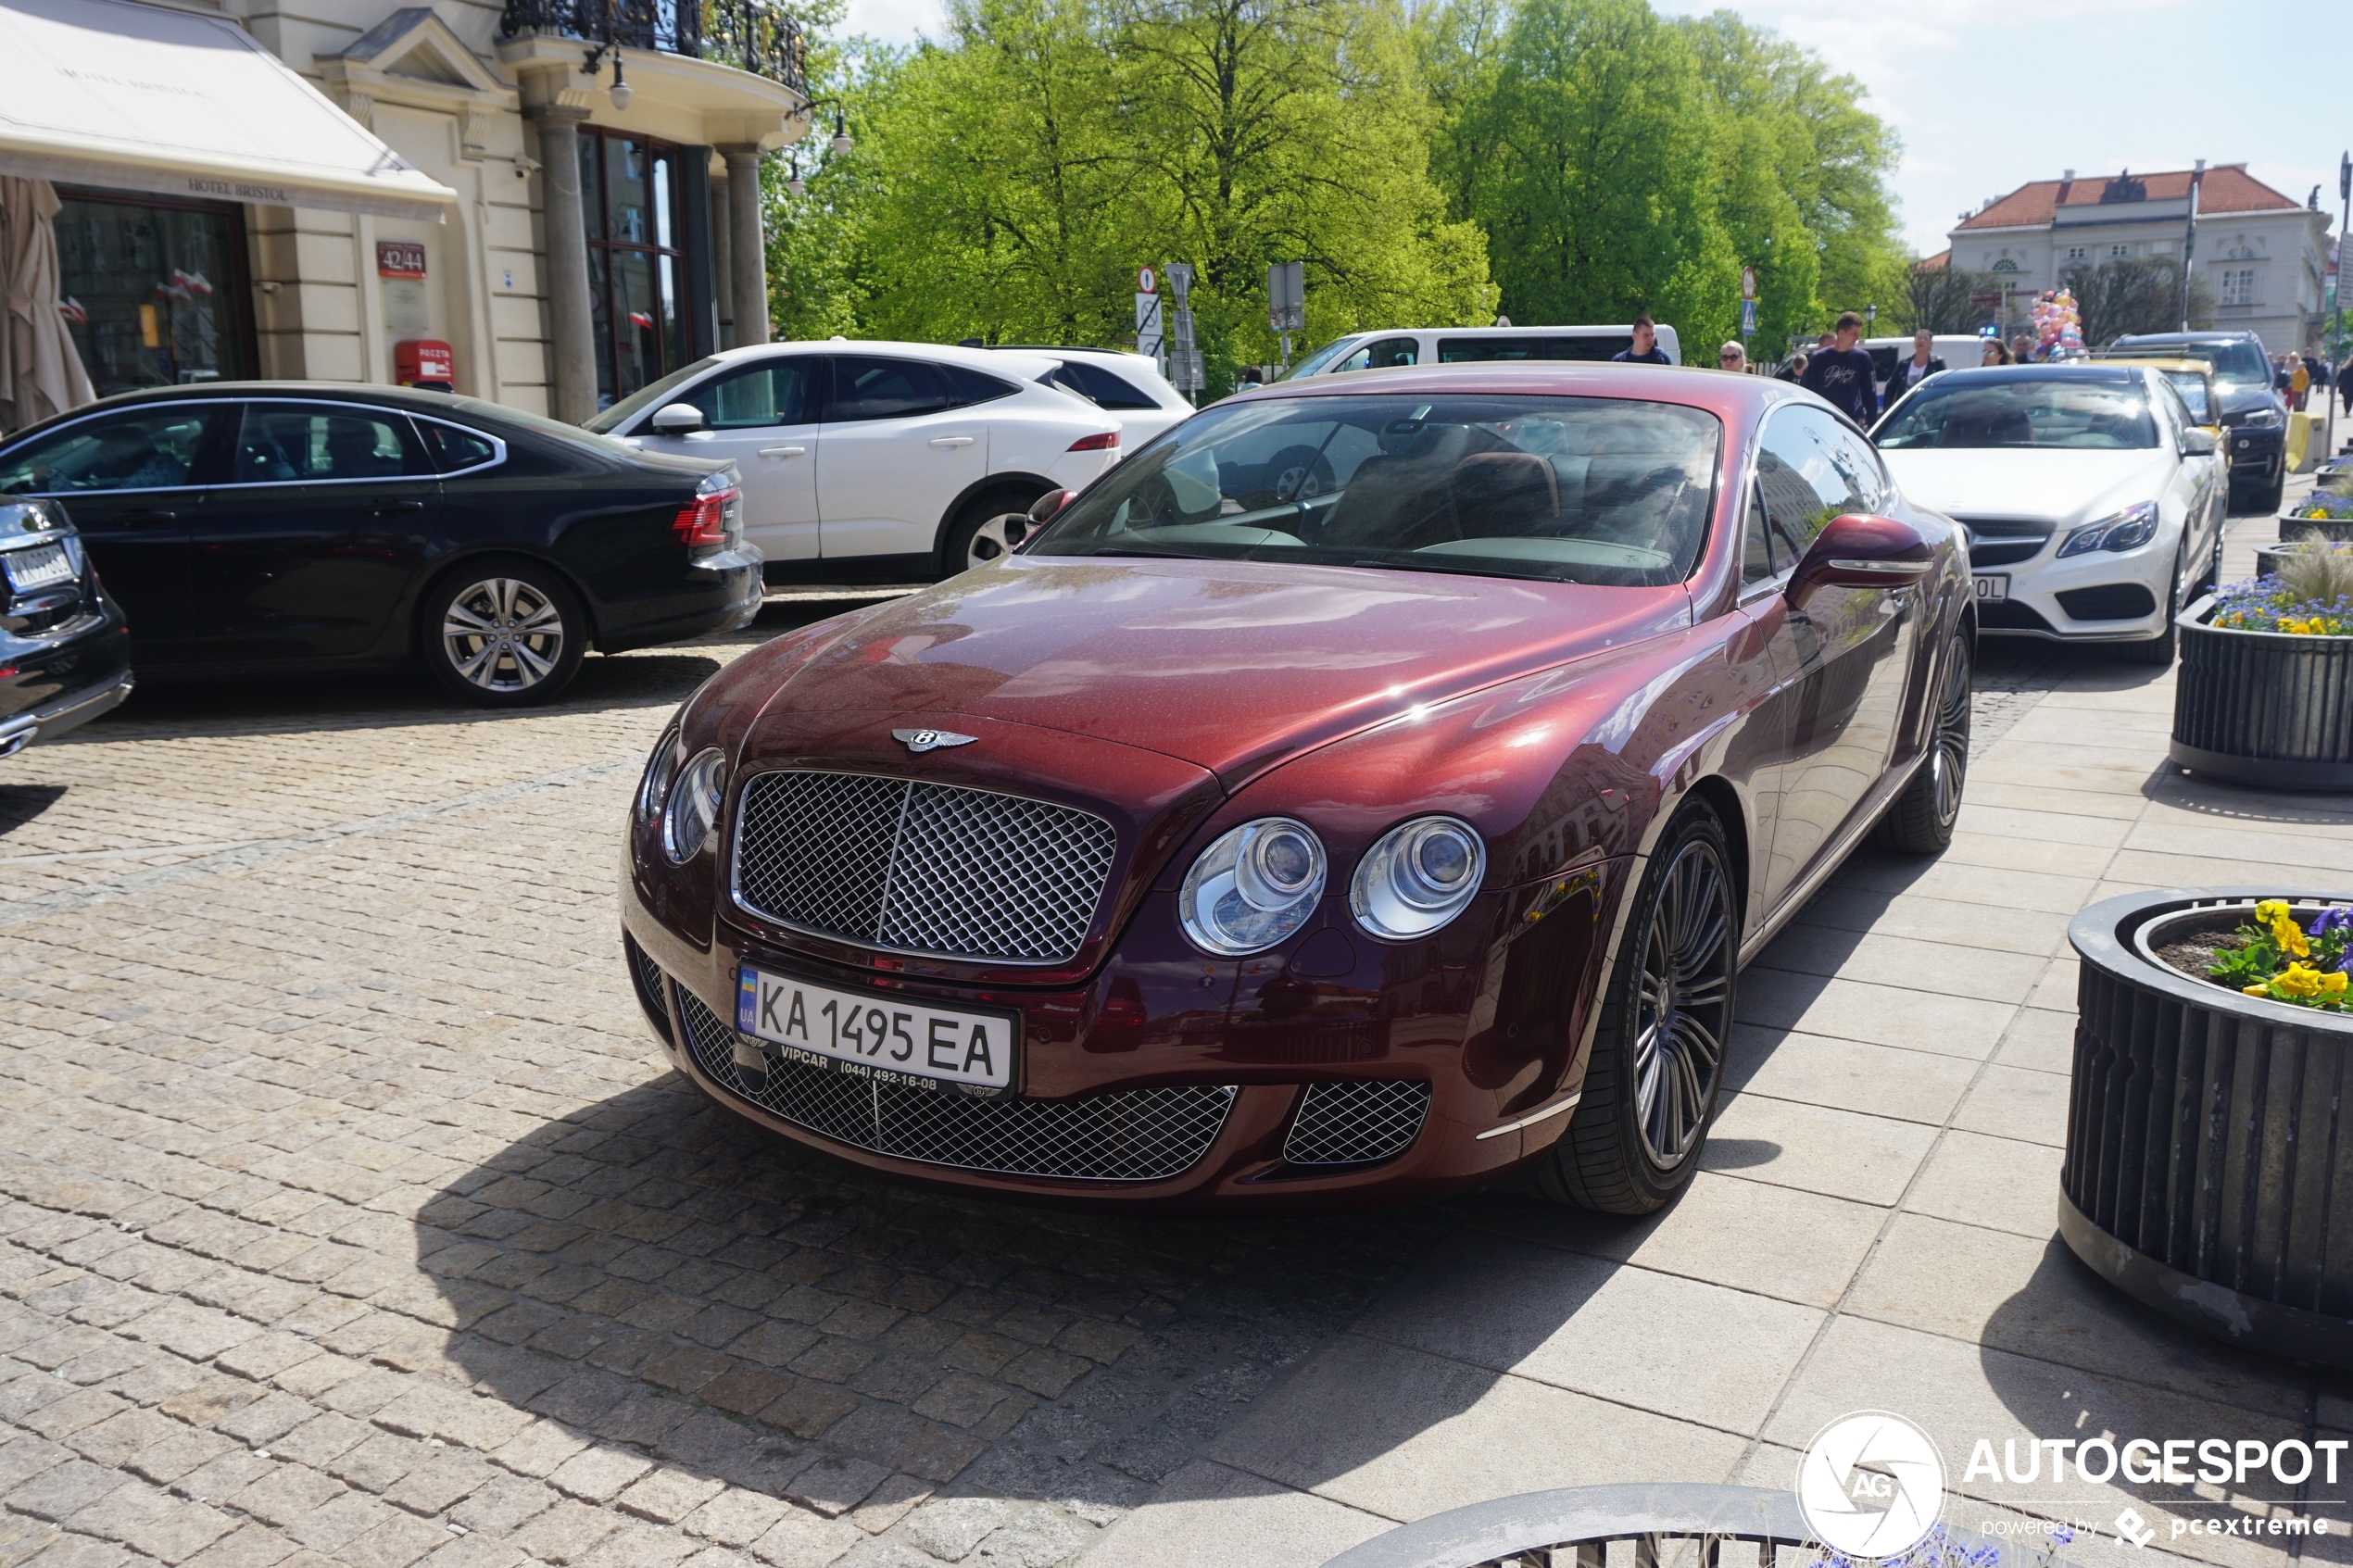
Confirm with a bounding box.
[1718,342,1748,373]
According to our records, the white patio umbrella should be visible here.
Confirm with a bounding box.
[0,176,95,433]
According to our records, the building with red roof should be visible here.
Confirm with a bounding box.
[1943,164,2331,352]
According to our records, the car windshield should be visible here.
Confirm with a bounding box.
[1281,336,1365,380]
[2123,339,2270,386]
[2161,370,2212,421]
[1873,376,2158,450]
[1028,393,1721,587]
[582,358,723,433]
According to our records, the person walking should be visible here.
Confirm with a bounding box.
[1801,311,1880,425]
[1776,352,1809,383]
[1982,338,2014,367]
[1718,342,1748,374]
[1887,330,1945,398]
[2288,352,2310,413]
[2010,332,2038,364]
[1611,315,1672,364]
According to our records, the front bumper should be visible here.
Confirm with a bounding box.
[621,857,1627,1212]
[1973,536,2174,644]
[2226,425,2284,478]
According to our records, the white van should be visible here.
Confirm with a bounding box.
[1864,334,1984,400]
[1283,323,1684,378]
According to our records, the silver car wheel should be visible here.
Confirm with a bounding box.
[966,512,1034,571]
[1630,837,1733,1170]
[442,577,565,694]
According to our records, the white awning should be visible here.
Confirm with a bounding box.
[0,0,458,222]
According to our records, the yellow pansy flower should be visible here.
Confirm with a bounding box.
[2257,899,2289,923]
[2322,971,2351,998]
[2275,965,2324,999]
[2246,983,2271,997]
[2274,916,2312,958]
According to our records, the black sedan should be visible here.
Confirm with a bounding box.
[0,384,764,706]
[2,497,132,757]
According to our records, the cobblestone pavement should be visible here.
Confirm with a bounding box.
[0,613,1456,1568]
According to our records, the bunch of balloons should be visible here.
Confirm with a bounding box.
[2029,290,2084,359]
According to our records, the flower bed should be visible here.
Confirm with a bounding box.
[2172,548,2353,789]
[2255,538,2353,579]
[2066,889,2353,1368]
[2149,897,2352,1008]
[2282,489,2353,541]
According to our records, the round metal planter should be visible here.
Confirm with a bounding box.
[2065,888,2353,1368]
[2255,540,2353,579]
[2169,595,2353,790]
[2275,510,2353,543]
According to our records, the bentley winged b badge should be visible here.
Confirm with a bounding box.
[892,728,978,754]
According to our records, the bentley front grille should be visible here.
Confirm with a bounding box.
[1283,1080,1432,1167]
[674,987,1233,1182]
[732,770,1118,965]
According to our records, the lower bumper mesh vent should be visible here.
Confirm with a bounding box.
[673,986,1233,1182]
[1283,1080,1431,1166]
[626,936,673,1045]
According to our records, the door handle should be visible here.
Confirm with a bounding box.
[929,436,975,448]
[112,509,177,527]
[758,445,807,458]
[369,499,426,515]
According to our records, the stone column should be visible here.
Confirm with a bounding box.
[721,145,768,346]
[711,173,736,349]
[531,103,598,421]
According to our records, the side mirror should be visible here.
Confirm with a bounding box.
[649,403,706,435]
[1026,488,1076,528]
[1789,512,1935,607]
[2179,427,2218,458]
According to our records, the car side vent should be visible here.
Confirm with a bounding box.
[1282,1081,1431,1167]
[625,935,673,1046]
[2057,583,2158,621]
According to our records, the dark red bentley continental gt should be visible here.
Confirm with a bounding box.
[622,364,1974,1213]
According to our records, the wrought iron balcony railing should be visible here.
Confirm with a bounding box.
[500,0,809,97]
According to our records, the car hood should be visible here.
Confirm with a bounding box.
[751,556,1692,785]
[1880,448,2163,524]
[2218,384,2280,419]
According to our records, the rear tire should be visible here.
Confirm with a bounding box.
[1530,804,1737,1215]
[421,557,586,707]
[1878,632,1969,853]
[944,487,1049,576]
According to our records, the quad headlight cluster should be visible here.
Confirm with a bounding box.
[639,731,727,864]
[1177,813,1487,956]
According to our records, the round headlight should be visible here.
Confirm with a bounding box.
[1179,817,1327,956]
[638,731,680,829]
[662,747,726,863]
[1351,816,1486,940]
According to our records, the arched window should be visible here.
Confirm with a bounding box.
[1990,258,2020,274]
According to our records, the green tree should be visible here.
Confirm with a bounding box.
[1446,0,1735,348]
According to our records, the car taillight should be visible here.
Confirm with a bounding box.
[1067,430,1118,452]
[672,487,736,546]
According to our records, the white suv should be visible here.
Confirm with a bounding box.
[587,341,1122,579]
[974,345,1194,450]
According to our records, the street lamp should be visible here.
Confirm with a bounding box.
[785,156,805,199]
[796,99,853,157]
[580,44,632,110]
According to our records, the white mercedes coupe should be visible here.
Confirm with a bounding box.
[1872,363,2225,664]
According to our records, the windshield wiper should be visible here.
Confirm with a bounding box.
[1074,544,1212,560]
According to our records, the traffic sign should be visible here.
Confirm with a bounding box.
[1740,266,1756,302]
[1135,293,1163,359]
[1138,266,1156,295]
[1267,260,1304,332]
[1739,298,1756,334]
[1165,262,1193,305]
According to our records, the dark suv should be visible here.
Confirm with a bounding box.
[2109,331,2285,511]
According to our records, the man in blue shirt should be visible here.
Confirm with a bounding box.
[1611,315,1672,364]
[1800,311,1879,425]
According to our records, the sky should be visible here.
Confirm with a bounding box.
[832,0,2345,262]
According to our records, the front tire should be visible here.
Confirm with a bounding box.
[422,558,586,707]
[1878,632,1969,853]
[1531,804,1738,1214]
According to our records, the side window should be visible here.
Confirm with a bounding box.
[1828,424,1888,513]
[1056,361,1160,410]
[1360,337,1419,370]
[417,422,499,472]
[702,360,814,429]
[1755,406,1869,560]
[939,364,1018,406]
[233,405,422,483]
[0,408,215,494]
[829,357,956,421]
[1740,485,1781,587]
[2154,378,2196,435]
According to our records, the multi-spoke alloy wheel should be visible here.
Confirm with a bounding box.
[444,577,563,694]
[1880,632,1971,853]
[965,511,1034,571]
[422,560,585,708]
[1630,838,1734,1169]
[1535,804,1739,1214]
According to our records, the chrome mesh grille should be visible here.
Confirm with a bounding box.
[733,771,1118,964]
[1283,1081,1431,1167]
[674,986,1233,1182]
